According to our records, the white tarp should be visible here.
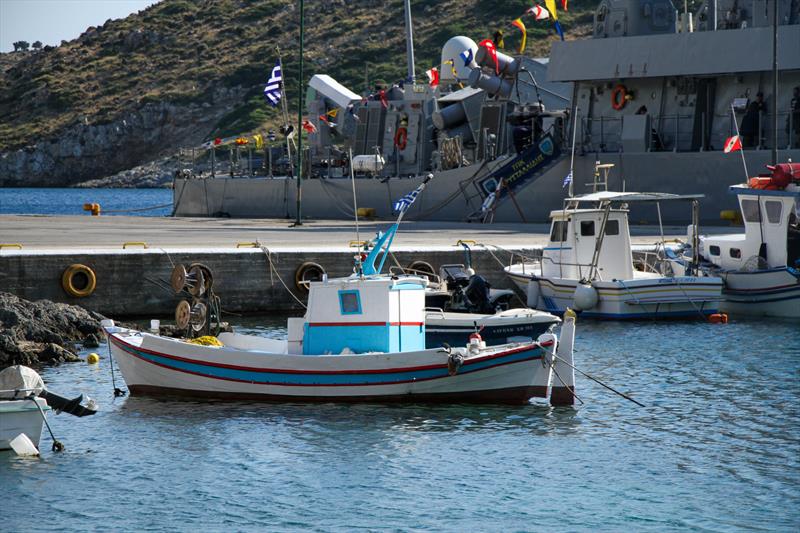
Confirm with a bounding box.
[0,365,45,399]
[308,75,361,110]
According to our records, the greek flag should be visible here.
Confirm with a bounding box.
[393,185,424,213]
[562,170,573,188]
[264,60,282,106]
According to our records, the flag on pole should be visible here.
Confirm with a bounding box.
[562,170,573,188]
[561,0,568,10]
[554,20,565,40]
[460,48,474,66]
[425,67,439,87]
[511,18,527,53]
[393,184,425,214]
[723,135,742,153]
[477,39,499,74]
[527,5,550,20]
[263,60,282,106]
[545,0,558,19]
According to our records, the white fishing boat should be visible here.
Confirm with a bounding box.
[106,271,577,405]
[697,163,800,318]
[505,191,724,319]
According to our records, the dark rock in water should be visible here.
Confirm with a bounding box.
[0,292,106,369]
[83,334,101,348]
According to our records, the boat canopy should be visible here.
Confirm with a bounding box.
[569,191,704,204]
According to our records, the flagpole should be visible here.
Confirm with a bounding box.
[276,46,295,182]
[294,0,304,226]
[731,103,749,180]
[568,105,578,197]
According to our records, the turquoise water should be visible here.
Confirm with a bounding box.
[0,188,173,216]
[1,318,799,531]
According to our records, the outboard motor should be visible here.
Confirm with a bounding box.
[462,275,497,314]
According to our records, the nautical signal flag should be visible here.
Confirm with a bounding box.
[562,170,573,188]
[301,119,317,134]
[724,135,742,153]
[511,18,527,53]
[561,0,568,10]
[527,5,550,20]
[460,48,474,66]
[545,0,558,20]
[426,67,439,87]
[477,39,500,74]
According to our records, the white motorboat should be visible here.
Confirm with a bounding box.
[697,163,800,318]
[0,366,50,451]
[505,191,724,319]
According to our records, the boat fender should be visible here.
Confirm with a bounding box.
[447,351,464,376]
[572,282,598,311]
[526,280,541,308]
[611,84,629,111]
[708,313,728,324]
[61,264,97,298]
[393,127,408,150]
[294,262,326,293]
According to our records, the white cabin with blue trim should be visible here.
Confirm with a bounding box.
[287,275,428,355]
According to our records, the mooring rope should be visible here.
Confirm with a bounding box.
[259,244,307,309]
[101,202,173,214]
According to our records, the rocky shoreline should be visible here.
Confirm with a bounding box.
[73,154,178,189]
[0,292,106,369]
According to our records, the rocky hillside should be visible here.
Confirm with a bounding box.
[0,0,594,187]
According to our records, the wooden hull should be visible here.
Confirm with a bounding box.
[108,329,557,405]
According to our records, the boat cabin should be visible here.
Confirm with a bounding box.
[287,275,428,355]
[701,185,800,270]
[542,191,704,281]
[543,207,634,281]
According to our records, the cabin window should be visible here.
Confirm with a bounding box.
[709,245,721,256]
[729,248,741,259]
[338,290,362,315]
[605,220,620,236]
[550,221,568,242]
[741,199,761,223]
[580,221,595,236]
[765,201,782,224]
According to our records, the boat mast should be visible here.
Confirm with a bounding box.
[294,0,305,226]
[403,0,416,82]
[771,0,778,165]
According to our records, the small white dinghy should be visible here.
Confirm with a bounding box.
[0,366,50,451]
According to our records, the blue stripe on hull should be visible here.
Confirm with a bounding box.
[115,342,543,387]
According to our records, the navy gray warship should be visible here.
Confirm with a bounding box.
[173,0,800,224]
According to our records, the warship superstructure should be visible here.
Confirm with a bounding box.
[173,0,800,223]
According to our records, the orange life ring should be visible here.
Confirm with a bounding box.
[394,127,408,150]
[611,84,627,111]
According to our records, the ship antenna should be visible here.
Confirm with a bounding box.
[403,0,416,83]
[771,0,778,166]
[349,148,363,277]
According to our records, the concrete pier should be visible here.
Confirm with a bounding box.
[0,215,706,317]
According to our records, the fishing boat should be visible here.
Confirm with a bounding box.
[106,215,577,405]
[105,277,576,405]
[696,163,800,317]
[504,190,724,319]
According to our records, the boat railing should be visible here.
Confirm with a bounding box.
[522,255,602,281]
[388,265,443,287]
[580,109,800,154]
[423,307,446,319]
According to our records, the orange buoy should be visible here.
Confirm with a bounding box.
[708,313,728,324]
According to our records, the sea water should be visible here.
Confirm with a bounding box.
[0,188,172,216]
[1,318,798,531]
